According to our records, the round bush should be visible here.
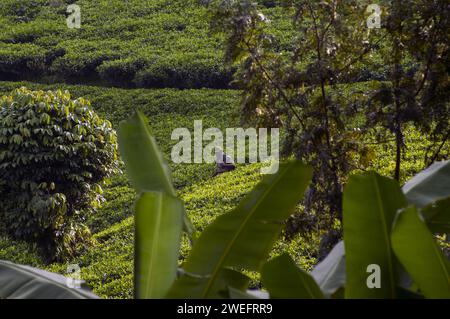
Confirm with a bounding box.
[0,87,120,261]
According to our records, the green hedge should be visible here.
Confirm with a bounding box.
[0,1,230,88]
[1,80,444,298]
[0,1,297,88]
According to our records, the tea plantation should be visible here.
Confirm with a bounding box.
[0,80,441,298]
[0,0,447,299]
[0,0,295,89]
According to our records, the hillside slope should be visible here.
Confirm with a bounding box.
[0,0,293,88]
[1,162,320,299]
[0,80,321,298]
[0,81,443,298]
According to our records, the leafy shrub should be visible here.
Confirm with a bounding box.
[133,54,233,89]
[0,87,120,261]
[0,43,48,77]
[0,236,42,267]
[97,58,144,88]
[0,0,45,22]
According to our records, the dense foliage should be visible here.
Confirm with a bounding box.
[1,114,448,299]
[0,81,444,298]
[0,87,120,261]
[212,0,449,257]
[0,0,291,89]
[121,113,450,299]
[0,0,448,300]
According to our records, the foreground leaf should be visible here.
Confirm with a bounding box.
[168,268,250,299]
[118,111,175,195]
[262,254,324,299]
[391,206,450,299]
[0,260,99,299]
[421,197,450,234]
[168,162,312,298]
[402,160,450,208]
[118,110,194,236]
[228,287,268,299]
[343,172,406,298]
[311,241,346,298]
[134,192,183,299]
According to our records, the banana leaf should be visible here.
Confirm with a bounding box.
[134,192,183,299]
[0,260,99,299]
[391,206,450,299]
[168,162,312,298]
[262,254,324,299]
[343,172,406,298]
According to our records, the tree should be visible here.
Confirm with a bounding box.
[210,0,449,258]
[367,0,449,180]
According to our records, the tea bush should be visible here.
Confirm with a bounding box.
[0,0,297,88]
[0,87,120,261]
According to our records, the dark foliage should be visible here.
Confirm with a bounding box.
[211,0,449,257]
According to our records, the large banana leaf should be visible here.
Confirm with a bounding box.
[402,161,450,233]
[168,268,251,299]
[134,192,183,299]
[391,206,450,299]
[309,163,450,297]
[118,111,191,299]
[118,110,194,235]
[402,160,450,208]
[168,162,312,298]
[118,110,175,195]
[311,241,346,298]
[262,254,324,299]
[0,260,99,299]
[343,172,407,298]
[421,197,450,234]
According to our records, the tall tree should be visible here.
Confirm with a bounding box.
[368,0,449,180]
[210,0,449,257]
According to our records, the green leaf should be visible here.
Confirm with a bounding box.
[262,254,324,299]
[168,268,250,299]
[396,287,424,299]
[343,172,407,299]
[118,110,175,195]
[391,206,450,299]
[311,241,346,298]
[421,197,450,234]
[228,287,267,299]
[0,260,99,299]
[118,110,194,236]
[168,162,312,298]
[402,160,450,208]
[134,192,183,299]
